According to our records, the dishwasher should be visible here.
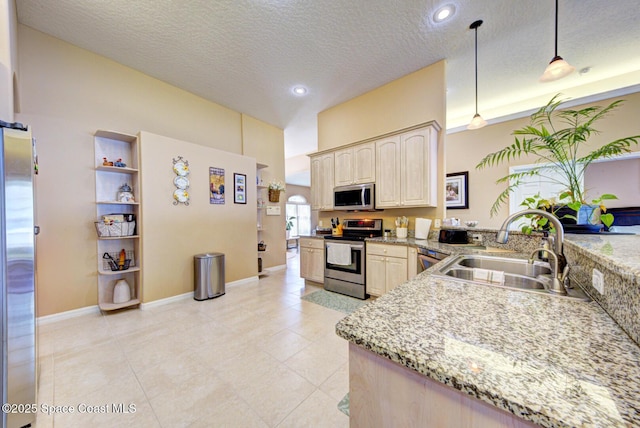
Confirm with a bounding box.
[417,248,449,273]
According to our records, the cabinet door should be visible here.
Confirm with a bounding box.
[334,147,354,187]
[300,247,311,279]
[320,154,335,210]
[353,142,376,184]
[407,247,418,280]
[366,255,387,297]
[310,156,322,210]
[375,136,401,208]
[385,256,408,293]
[309,247,325,283]
[400,127,437,207]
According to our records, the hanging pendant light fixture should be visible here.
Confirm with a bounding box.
[539,0,575,82]
[468,19,487,130]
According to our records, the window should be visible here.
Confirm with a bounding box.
[286,195,311,237]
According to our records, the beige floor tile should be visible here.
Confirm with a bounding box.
[148,372,238,427]
[284,340,347,386]
[319,362,350,402]
[276,389,349,428]
[37,253,354,427]
[255,328,313,362]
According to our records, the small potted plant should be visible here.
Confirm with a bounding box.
[285,216,296,239]
[477,94,640,230]
[268,180,285,202]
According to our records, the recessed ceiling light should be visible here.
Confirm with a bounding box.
[292,86,307,96]
[433,4,455,23]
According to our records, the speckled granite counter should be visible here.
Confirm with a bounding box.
[336,239,640,427]
[563,234,640,346]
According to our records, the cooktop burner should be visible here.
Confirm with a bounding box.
[324,219,383,241]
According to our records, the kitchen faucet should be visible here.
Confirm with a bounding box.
[496,209,567,293]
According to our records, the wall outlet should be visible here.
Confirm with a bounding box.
[434,219,441,228]
[471,234,483,244]
[592,268,604,294]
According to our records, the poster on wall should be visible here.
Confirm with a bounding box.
[209,167,225,204]
[234,173,247,204]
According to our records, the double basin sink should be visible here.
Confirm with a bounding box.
[432,254,590,301]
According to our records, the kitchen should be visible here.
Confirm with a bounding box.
[2,0,640,427]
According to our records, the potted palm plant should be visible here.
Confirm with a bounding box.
[477,94,640,231]
[285,216,296,239]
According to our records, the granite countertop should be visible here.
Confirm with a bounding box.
[563,234,640,277]
[336,239,640,427]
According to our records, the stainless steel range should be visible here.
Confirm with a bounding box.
[324,219,383,299]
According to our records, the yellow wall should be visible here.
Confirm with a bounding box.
[241,114,286,269]
[15,25,283,315]
[316,61,447,229]
[140,132,256,302]
[446,91,640,228]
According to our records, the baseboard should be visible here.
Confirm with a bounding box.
[37,305,101,326]
[36,276,262,321]
[266,264,286,272]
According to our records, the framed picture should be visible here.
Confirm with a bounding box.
[209,167,225,204]
[446,171,469,209]
[234,173,246,204]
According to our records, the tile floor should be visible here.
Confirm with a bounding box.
[34,251,350,427]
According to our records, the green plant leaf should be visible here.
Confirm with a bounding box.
[601,213,615,228]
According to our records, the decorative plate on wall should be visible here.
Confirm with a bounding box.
[172,156,190,205]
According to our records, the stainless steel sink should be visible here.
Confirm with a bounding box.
[433,254,590,301]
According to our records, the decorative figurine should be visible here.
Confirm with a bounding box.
[113,158,127,167]
[102,157,114,166]
[117,183,134,203]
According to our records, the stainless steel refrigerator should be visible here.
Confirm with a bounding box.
[1,121,37,428]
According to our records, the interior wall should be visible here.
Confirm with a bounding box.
[446,91,640,228]
[316,61,447,225]
[140,132,256,302]
[15,25,259,316]
[241,114,286,269]
[0,0,17,120]
[585,157,640,208]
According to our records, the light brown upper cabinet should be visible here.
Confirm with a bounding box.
[334,142,376,187]
[310,153,335,211]
[376,125,438,208]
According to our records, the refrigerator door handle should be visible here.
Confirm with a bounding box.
[34,226,40,235]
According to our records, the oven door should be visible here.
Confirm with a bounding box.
[324,241,364,284]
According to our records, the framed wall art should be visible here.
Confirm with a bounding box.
[446,171,469,209]
[234,173,246,204]
[209,167,225,204]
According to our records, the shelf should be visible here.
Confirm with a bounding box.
[96,201,140,205]
[257,162,269,170]
[257,228,265,232]
[94,130,137,142]
[98,235,140,240]
[257,185,268,189]
[99,298,141,311]
[96,165,139,174]
[98,266,141,275]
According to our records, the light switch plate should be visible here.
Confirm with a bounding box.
[266,206,281,216]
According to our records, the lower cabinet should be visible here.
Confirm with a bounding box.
[300,238,325,283]
[366,243,408,297]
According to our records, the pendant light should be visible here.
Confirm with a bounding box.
[468,20,487,130]
[539,0,575,82]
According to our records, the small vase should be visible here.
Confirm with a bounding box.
[113,279,131,304]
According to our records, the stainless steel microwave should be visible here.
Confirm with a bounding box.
[333,183,375,211]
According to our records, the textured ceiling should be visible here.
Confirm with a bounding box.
[16,0,640,185]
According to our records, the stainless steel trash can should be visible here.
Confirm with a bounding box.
[194,253,225,301]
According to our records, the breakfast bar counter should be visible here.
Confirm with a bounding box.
[336,236,640,427]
